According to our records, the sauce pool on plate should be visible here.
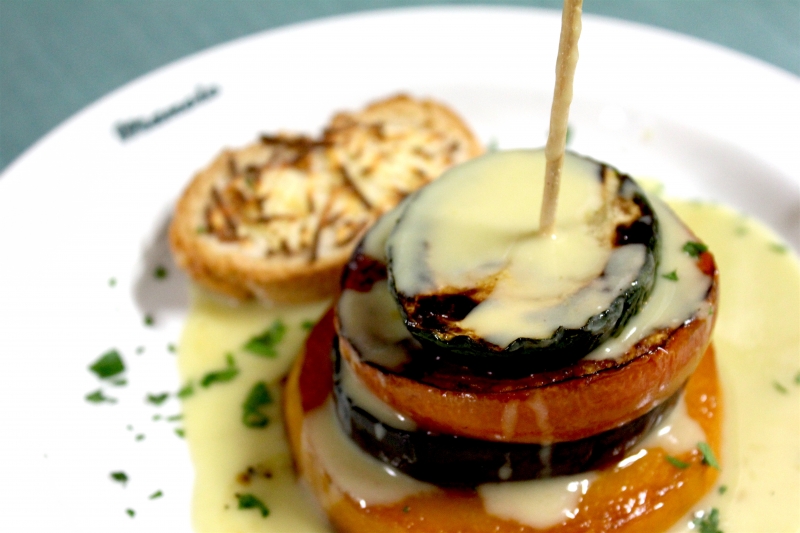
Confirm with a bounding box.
[176,199,799,533]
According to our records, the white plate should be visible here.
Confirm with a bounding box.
[0,6,797,532]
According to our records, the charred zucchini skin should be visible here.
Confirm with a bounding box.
[333,342,680,487]
[389,166,660,376]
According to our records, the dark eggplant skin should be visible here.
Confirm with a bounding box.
[332,341,681,488]
[388,161,660,376]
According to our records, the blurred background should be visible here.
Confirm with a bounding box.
[1,0,798,173]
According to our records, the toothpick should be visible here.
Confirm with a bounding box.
[540,0,583,236]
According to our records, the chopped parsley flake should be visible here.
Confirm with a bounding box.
[236,493,269,517]
[167,343,176,353]
[149,490,163,500]
[243,320,286,357]
[175,428,185,438]
[661,270,679,281]
[769,243,788,254]
[242,382,273,428]
[166,414,183,422]
[144,314,154,326]
[154,265,168,279]
[85,389,116,404]
[109,278,117,287]
[89,349,125,379]
[126,509,135,518]
[794,371,800,385]
[110,471,128,485]
[301,320,316,331]
[682,241,708,258]
[565,124,573,146]
[773,381,789,394]
[200,354,239,388]
[196,226,208,234]
[665,455,689,469]
[110,378,127,387]
[692,508,721,533]
[718,485,727,495]
[146,392,169,406]
[402,506,411,513]
[177,382,194,399]
[697,442,720,470]
[136,346,145,355]
[152,414,162,421]
[135,434,145,441]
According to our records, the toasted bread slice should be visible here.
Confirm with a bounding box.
[169,95,482,303]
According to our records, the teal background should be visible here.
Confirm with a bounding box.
[1,0,798,172]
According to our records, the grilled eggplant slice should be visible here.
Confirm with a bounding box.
[333,341,682,487]
[386,150,659,373]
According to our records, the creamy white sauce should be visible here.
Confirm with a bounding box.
[479,473,594,528]
[303,399,437,507]
[338,347,417,432]
[387,150,617,343]
[177,200,800,533]
[637,395,706,456]
[337,281,413,370]
[585,195,712,360]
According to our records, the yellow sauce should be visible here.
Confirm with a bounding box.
[177,200,799,532]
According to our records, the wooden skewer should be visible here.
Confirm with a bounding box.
[540,0,583,236]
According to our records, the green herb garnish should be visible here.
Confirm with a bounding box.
[166,414,183,422]
[661,270,679,281]
[769,243,788,254]
[149,490,163,500]
[177,382,194,399]
[243,320,286,357]
[111,378,127,387]
[154,265,168,279]
[89,349,125,379]
[144,314,154,326]
[402,506,411,513]
[136,346,145,355]
[85,389,116,404]
[697,442,720,470]
[110,471,128,485]
[167,343,176,353]
[200,354,239,388]
[665,455,689,469]
[175,428,185,438]
[718,485,727,495]
[135,434,145,441]
[565,124,573,146]
[109,278,117,287]
[146,392,169,406]
[773,381,788,394]
[236,493,269,517]
[682,241,708,258]
[242,382,273,428]
[692,508,721,533]
[794,371,800,385]
[301,320,316,331]
[126,509,135,518]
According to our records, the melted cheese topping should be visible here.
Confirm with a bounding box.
[304,400,436,506]
[177,200,799,532]
[387,150,653,346]
[339,172,710,367]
